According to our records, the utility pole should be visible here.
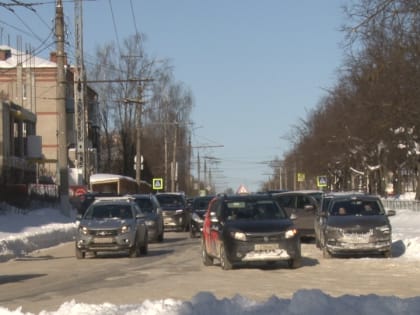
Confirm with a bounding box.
[55,0,70,213]
[135,83,144,188]
[74,0,87,183]
[122,80,150,188]
[171,121,178,191]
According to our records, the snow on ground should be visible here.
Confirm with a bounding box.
[1,197,420,315]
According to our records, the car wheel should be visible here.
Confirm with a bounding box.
[190,225,196,238]
[129,240,140,258]
[322,246,332,259]
[383,249,392,258]
[157,230,164,242]
[139,232,148,255]
[201,239,213,266]
[288,257,301,269]
[220,244,233,270]
[75,246,85,259]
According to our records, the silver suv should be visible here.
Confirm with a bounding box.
[75,197,148,259]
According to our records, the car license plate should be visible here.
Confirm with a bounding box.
[254,244,279,251]
[93,237,113,243]
[342,233,370,243]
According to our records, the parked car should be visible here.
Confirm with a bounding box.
[130,194,164,242]
[272,190,323,238]
[201,193,301,270]
[314,192,395,258]
[75,196,148,259]
[189,195,215,238]
[156,192,190,231]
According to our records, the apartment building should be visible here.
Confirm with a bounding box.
[0,45,99,189]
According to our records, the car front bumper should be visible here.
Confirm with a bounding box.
[226,238,301,263]
[326,237,392,255]
[76,232,136,252]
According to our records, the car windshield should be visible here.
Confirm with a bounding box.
[223,200,287,221]
[329,200,384,216]
[135,199,154,213]
[156,195,184,207]
[84,204,133,219]
[308,192,323,205]
[193,197,212,210]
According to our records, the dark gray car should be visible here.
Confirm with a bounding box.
[315,193,395,258]
[130,194,164,242]
[75,197,148,259]
[156,192,190,231]
[273,190,323,238]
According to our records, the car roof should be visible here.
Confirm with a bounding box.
[218,193,276,201]
[193,195,215,200]
[322,191,368,198]
[329,193,381,201]
[92,196,135,205]
[272,189,323,196]
[128,193,155,199]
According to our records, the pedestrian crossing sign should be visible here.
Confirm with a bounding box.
[317,175,327,188]
[153,178,164,190]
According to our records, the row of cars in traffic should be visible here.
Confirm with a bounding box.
[199,190,395,270]
[74,191,209,258]
[74,189,395,271]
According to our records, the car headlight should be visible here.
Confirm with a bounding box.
[121,225,131,234]
[285,228,298,239]
[376,225,391,234]
[192,213,203,223]
[146,220,156,227]
[230,231,246,241]
[78,226,88,235]
[326,226,343,233]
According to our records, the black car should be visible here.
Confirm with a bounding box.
[189,195,215,238]
[201,193,301,270]
[273,190,323,238]
[130,194,164,242]
[315,193,395,258]
[156,192,190,231]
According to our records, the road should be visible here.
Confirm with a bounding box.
[1,232,420,314]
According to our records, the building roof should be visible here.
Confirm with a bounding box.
[0,45,57,69]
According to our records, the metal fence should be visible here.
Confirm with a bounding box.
[381,199,420,212]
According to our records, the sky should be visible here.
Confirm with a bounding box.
[1,193,420,314]
[0,0,348,193]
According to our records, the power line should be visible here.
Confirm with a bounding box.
[129,0,140,37]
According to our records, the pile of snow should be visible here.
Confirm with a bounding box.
[1,200,420,314]
[2,291,420,315]
[0,203,76,262]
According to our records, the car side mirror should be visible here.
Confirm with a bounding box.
[136,213,146,219]
[304,204,315,211]
[386,209,396,217]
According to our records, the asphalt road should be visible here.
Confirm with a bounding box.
[1,232,420,314]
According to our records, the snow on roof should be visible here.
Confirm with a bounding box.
[89,173,137,183]
[0,45,57,69]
